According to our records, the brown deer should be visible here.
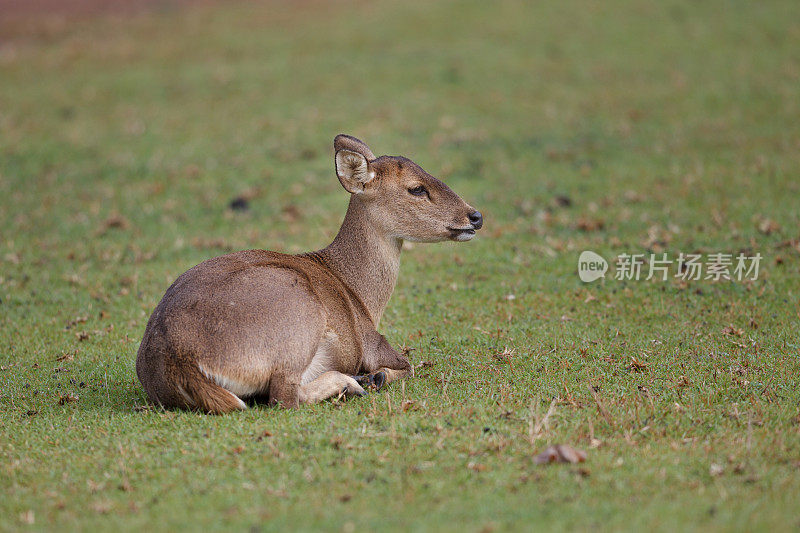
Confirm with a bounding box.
[136,134,483,413]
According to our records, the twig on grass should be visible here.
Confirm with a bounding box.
[589,386,615,428]
[441,371,453,401]
[528,397,558,445]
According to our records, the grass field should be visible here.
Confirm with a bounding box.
[2,0,799,530]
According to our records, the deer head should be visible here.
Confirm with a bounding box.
[334,134,483,243]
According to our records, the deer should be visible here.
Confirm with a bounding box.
[135,134,483,413]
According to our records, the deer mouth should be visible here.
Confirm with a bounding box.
[448,227,476,241]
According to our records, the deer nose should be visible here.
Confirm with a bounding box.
[468,211,483,230]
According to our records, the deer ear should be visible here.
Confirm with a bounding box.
[334,134,375,160]
[335,149,374,194]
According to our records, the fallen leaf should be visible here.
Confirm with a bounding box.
[103,214,129,230]
[4,252,21,265]
[93,213,130,236]
[58,393,78,405]
[19,510,34,525]
[56,352,74,362]
[281,204,303,222]
[90,500,111,514]
[576,217,604,232]
[641,224,673,251]
[492,347,515,363]
[628,356,648,372]
[757,218,780,235]
[553,195,572,208]
[623,190,644,203]
[255,430,273,441]
[467,461,488,472]
[534,444,587,465]
[399,345,416,357]
[65,316,88,330]
[722,325,744,337]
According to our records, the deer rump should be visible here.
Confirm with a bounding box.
[136,250,380,411]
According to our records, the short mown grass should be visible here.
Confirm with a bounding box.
[1,0,799,530]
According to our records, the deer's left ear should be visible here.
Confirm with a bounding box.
[335,149,374,194]
[334,134,375,160]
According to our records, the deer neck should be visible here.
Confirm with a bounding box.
[317,196,402,326]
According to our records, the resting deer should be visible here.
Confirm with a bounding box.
[136,134,483,413]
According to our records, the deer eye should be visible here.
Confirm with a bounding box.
[408,185,427,197]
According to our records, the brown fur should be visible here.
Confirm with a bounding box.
[136,135,481,413]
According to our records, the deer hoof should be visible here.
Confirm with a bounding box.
[338,385,367,399]
[372,371,386,391]
[352,371,386,391]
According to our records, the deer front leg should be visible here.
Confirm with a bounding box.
[354,331,412,391]
[269,371,366,407]
[299,371,367,404]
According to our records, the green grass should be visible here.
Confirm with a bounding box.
[2,0,800,530]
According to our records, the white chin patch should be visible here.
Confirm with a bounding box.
[454,231,475,242]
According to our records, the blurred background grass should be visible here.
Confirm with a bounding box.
[1,0,799,530]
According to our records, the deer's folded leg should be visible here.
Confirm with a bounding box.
[297,371,366,405]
